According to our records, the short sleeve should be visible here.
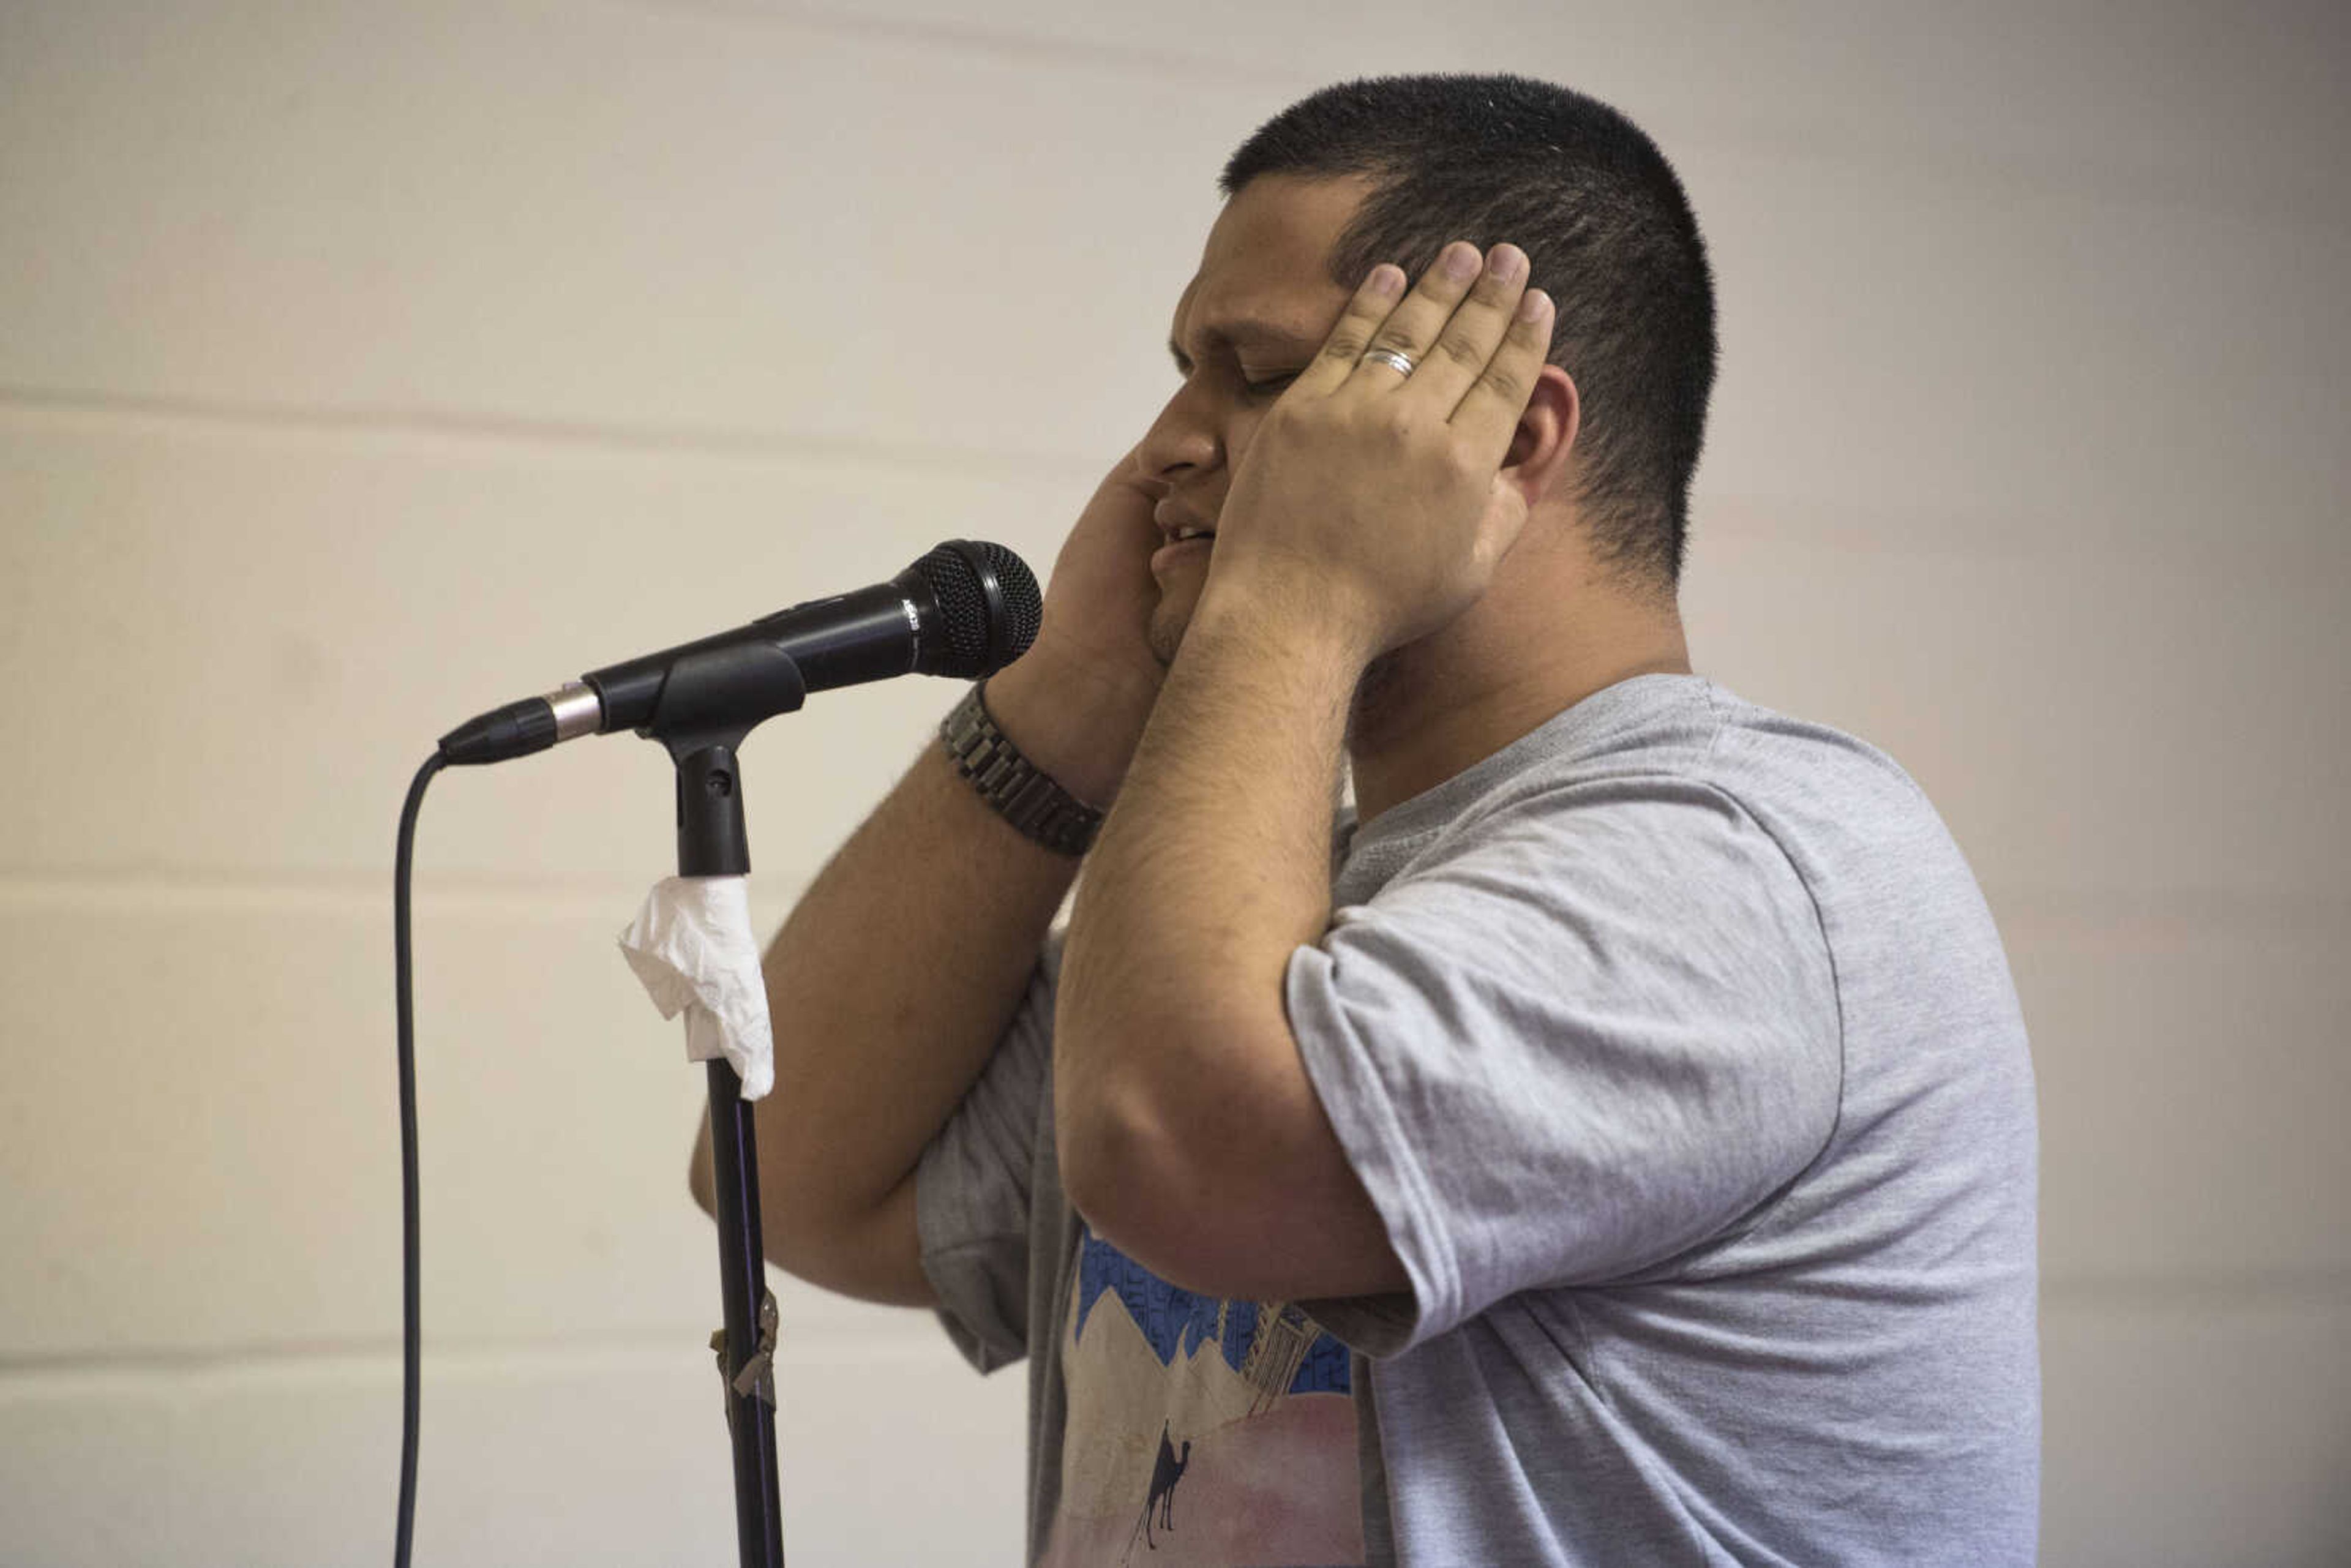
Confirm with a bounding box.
[915,934,1062,1373]
[1289,777,1841,1356]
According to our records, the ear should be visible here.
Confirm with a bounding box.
[1499,365,1580,508]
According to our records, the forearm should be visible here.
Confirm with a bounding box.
[1056,583,1368,1214]
[697,653,1153,1277]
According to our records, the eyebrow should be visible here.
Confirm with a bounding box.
[1168,321,1321,373]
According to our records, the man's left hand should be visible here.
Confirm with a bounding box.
[1201,240,1556,659]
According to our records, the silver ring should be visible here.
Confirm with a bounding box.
[1360,347,1416,377]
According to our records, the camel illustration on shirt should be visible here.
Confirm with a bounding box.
[1122,1420,1193,1561]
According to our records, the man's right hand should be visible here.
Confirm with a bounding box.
[983,448,1166,805]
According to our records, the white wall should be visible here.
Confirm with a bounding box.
[2,2,2344,1562]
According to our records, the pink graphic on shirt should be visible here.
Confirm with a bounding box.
[1044,1225,1365,1568]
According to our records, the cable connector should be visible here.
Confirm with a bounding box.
[436,697,558,765]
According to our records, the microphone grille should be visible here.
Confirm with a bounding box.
[979,542,1044,658]
[914,540,1043,677]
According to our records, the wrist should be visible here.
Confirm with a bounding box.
[1191,560,1384,675]
[981,642,1160,805]
[940,685,1106,855]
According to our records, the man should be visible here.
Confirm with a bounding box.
[694,74,2039,1566]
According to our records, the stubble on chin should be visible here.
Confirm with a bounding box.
[1146,571,1206,669]
[1146,602,1182,669]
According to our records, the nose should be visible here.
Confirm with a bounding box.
[1136,378,1221,489]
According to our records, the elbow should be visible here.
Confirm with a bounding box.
[1057,1062,1227,1295]
[1057,1078,1145,1250]
[1054,986,1301,1294]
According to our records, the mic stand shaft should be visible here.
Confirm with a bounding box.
[705,1059,782,1564]
[648,641,808,1568]
[679,741,787,1568]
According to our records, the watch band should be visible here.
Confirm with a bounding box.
[939,683,1106,856]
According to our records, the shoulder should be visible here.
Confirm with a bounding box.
[1340,678,1989,997]
[1432,678,1962,890]
[1359,678,1807,901]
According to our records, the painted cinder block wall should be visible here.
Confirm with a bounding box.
[2,3,2344,1562]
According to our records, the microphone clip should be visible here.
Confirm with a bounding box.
[638,642,812,878]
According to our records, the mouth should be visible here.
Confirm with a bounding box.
[1151,528,1215,573]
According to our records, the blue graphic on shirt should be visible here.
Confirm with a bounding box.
[1073,1223,1351,1397]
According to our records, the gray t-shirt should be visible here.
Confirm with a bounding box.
[918,673,2040,1566]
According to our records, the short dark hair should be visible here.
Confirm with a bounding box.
[1221,74,1717,588]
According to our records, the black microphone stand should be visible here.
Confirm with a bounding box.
[421,540,1038,1566]
[641,639,810,1568]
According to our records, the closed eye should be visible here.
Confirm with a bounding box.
[1242,371,1301,397]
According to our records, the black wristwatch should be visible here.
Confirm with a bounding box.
[939,683,1106,856]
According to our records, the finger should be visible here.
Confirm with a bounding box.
[1449,287,1556,452]
[1292,263,1410,396]
[1408,243,1534,410]
[1342,241,1488,393]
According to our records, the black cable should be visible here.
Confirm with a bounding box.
[393,752,446,1567]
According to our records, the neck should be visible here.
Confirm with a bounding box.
[1346,555,1692,823]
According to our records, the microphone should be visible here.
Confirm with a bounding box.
[438,539,1041,765]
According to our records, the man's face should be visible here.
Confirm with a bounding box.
[1139,174,1372,664]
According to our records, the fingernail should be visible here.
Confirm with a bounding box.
[1368,264,1405,296]
[1517,288,1552,322]
[1487,244,1526,282]
[1440,244,1480,282]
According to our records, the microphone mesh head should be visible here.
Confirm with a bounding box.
[977,542,1043,660]
[913,541,1043,677]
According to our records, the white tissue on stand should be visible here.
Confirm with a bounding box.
[619,875,774,1101]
